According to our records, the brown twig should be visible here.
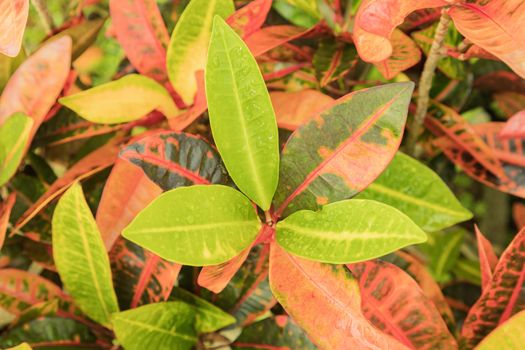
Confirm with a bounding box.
[31,0,54,34]
[406,10,451,157]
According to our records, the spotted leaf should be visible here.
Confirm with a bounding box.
[273,82,414,218]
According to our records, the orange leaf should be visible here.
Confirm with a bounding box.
[448,0,525,78]
[353,0,446,62]
[374,29,421,79]
[475,225,499,292]
[270,89,334,131]
[499,110,525,139]
[227,0,272,38]
[96,159,162,250]
[0,193,16,249]
[0,0,29,57]
[269,243,410,350]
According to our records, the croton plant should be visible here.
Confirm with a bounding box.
[0,0,525,349]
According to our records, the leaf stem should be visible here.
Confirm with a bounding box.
[406,10,451,157]
[31,0,54,35]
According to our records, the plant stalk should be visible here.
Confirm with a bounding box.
[31,0,54,34]
[407,10,451,157]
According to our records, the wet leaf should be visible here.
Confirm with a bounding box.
[206,17,279,210]
[277,199,427,263]
[52,183,119,327]
[123,185,261,266]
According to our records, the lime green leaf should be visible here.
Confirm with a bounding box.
[206,17,279,210]
[357,152,472,232]
[476,310,525,350]
[167,0,234,105]
[59,74,178,124]
[112,302,197,350]
[52,183,119,327]
[170,287,235,333]
[0,112,33,186]
[123,185,261,266]
[276,199,427,264]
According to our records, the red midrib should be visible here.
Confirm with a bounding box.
[126,152,210,185]
[275,94,400,217]
[130,254,160,308]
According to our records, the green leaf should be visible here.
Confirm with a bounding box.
[52,183,119,327]
[167,0,234,105]
[0,112,33,187]
[475,310,525,350]
[206,17,279,210]
[7,343,32,350]
[272,0,321,27]
[273,82,414,218]
[232,316,316,350]
[112,302,198,350]
[59,74,178,124]
[0,317,97,349]
[276,199,427,264]
[423,229,466,282]
[123,185,261,266]
[170,287,235,333]
[357,152,472,232]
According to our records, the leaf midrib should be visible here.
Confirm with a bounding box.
[115,317,197,342]
[126,220,258,236]
[217,23,266,203]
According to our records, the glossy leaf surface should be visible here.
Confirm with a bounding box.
[59,74,178,124]
[461,228,525,348]
[112,302,197,350]
[448,1,525,79]
[0,0,29,57]
[273,82,414,218]
[123,185,261,266]
[357,152,472,232]
[118,131,227,191]
[269,244,409,350]
[206,17,279,210]
[167,0,234,105]
[348,260,458,350]
[110,0,171,83]
[0,113,33,186]
[277,199,427,263]
[52,183,119,327]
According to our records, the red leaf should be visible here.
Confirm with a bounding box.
[227,0,272,38]
[0,0,29,57]
[0,269,66,315]
[426,101,506,179]
[270,89,334,131]
[0,36,72,147]
[499,111,525,139]
[109,0,171,84]
[198,246,251,294]
[374,29,421,79]
[96,159,162,250]
[269,244,410,350]
[0,193,16,249]
[514,203,525,229]
[110,237,181,309]
[448,0,525,79]
[245,25,316,57]
[14,140,121,234]
[461,228,525,348]
[474,71,525,94]
[348,260,457,350]
[353,0,446,62]
[474,225,499,293]
[493,92,525,119]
